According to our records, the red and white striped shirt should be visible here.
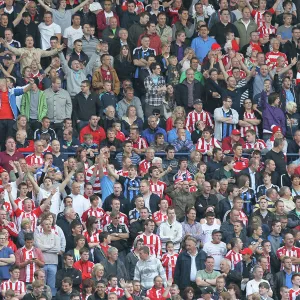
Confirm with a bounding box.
[152,211,168,224]
[106,286,124,298]
[225,250,242,269]
[14,197,35,210]
[135,233,162,259]
[258,24,276,38]
[101,212,128,227]
[20,246,36,283]
[161,252,179,280]
[239,211,248,226]
[1,279,25,295]
[240,111,259,137]
[14,207,42,231]
[251,8,275,27]
[117,170,129,177]
[146,287,170,300]
[83,229,102,244]
[139,159,152,175]
[196,137,221,154]
[244,139,267,151]
[277,246,300,273]
[25,153,44,166]
[127,137,148,150]
[85,165,107,193]
[36,225,60,236]
[265,51,288,69]
[149,179,167,199]
[186,110,213,132]
[289,288,300,300]
[227,69,246,79]
[81,207,105,230]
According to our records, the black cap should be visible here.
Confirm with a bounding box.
[3,54,12,60]
[201,287,214,295]
[194,99,203,105]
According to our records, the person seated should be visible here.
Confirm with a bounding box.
[60,129,81,152]
[244,129,267,154]
[172,129,195,153]
[221,129,245,154]
[167,117,191,144]
[15,130,34,152]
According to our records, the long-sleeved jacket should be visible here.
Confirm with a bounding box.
[134,256,167,290]
[288,208,300,228]
[73,259,94,281]
[137,32,162,55]
[72,92,101,122]
[34,232,60,264]
[6,44,58,72]
[55,267,82,291]
[142,127,167,144]
[125,251,139,280]
[92,67,120,95]
[220,220,247,242]
[274,270,294,300]
[165,184,200,220]
[260,91,286,135]
[155,24,172,45]
[44,87,72,123]
[157,220,183,252]
[96,11,120,38]
[233,19,258,48]
[20,90,48,121]
[59,51,98,97]
[117,97,144,121]
[174,250,207,289]
[213,107,239,141]
[102,258,128,281]
[195,194,219,220]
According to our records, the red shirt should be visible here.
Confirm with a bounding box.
[221,137,246,153]
[0,91,14,120]
[79,125,106,144]
[100,68,112,81]
[73,260,94,281]
[0,151,24,172]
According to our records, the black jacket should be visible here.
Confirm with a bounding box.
[204,78,223,114]
[212,167,235,181]
[287,208,300,228]
[218,197,232,221]
[99,138,123,155]
[114,56,135,81]
[14,21,41,48]
[170,41,187,59]
[120,10,139,30]
[175,80,204,111]
[68,50,89,67]
[56,217,74,252]
[238,168,262,189]
[274,270,294,300]
[195,194,219,220]
[72,92,101,122]
[55,267,82,291]
[174,249,207,289]
[102,192,130,215]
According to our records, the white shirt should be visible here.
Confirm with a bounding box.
[200,223,220,244]
[63,26,83,49]
[246,279,272,297]
[249,169,256,191]
[68,193,90,217]
[38,22,61,50]
[202,241,227,270]
[38,188,61,216]
[189,252,197,281]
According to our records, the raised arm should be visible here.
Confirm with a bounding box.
[73,0,89,13]
[13,3,29,27]
[106,160,119,180]
[26,168,40,194]
[37,0,52,11]
[244,0,253,13]
[40,188,56,211]
[0,38,23,56]
[217,53,229,81]
[59,168,76,193]
[5,184,18,212]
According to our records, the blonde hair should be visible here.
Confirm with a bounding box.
[92,263,104,277]
[171,106,186,122]
[21,218,32,229]
[286,101,297,114]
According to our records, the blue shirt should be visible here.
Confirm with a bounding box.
[285,271,293,288]
[100,176,114,203]
[0,247,13,280]
[285,89,295,103]
[191,36,216,63]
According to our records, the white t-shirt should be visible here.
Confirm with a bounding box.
[38,22,62,50]
[68,193,90,217]
[202,241,227,270]
[246,279,272,297]
[37,187,61,216]
[200,223,220,244]
[63,26,83,49]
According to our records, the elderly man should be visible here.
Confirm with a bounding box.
[142,115,167,145]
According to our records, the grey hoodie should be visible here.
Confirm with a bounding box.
[117,96,144,121]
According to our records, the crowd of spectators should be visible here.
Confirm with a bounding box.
[0,0,300,299]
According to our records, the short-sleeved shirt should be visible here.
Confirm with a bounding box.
[0,247,14,280]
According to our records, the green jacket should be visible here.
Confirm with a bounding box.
[20,90,48,122]
[233,18,258,48]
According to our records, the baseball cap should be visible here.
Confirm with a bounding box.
[152,108,161,115]
[212,229,222,235]
[240,248,253,255]
[211,43,221,51]
[201,287,214,295]
[272,126,282,134]
[231,129,241,136]
[3,54,12,60]
[194,99,203,105]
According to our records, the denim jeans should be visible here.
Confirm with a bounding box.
[44,264,57,296]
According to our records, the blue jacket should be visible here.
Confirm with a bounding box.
[167,128,191,143]
[191,36,216,63]
[142,126,167,144]
[174,249,206,289]
[8,88,25,119]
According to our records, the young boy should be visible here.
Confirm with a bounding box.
[99,81,118,115]
[112,122,125,142]
[161,241,179,280]
[81,133,99,158]
[167,56,180,86]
